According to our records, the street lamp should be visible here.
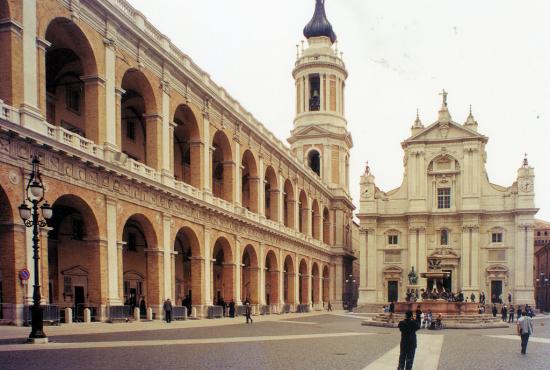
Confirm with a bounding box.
[18,155,52,343]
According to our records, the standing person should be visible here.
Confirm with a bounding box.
[415,305,422,327]
[508,305,515,323]
[501,304,508,322]
[229,299,235,318]
[163,298,173,323]
[139,297,146,317]
[245,302,253,324]
[492,304,497,317]
[508,292,512,305]
[327,301,332,312]
[470,292,476,303]
[397,310,420,370]
[517,313,534,354]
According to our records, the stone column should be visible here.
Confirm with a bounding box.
[103,37,118,153]
[461,226,472,291]
[234,238,242,305]
[358,229,368,303]
[162,215,172,300]
[81,75,106,145]
[258,156,265,216]
[169,122,177,174]
[189,140,203,188]
[278,249,285,306]
[160,80,172,183]
[116,241,125,303]
[233,139,241,205]
[114,87,125,148]
[203,227,212,305]
[20,0,42,128]
[145,248,164,318]
[335,259,344,306]
[203,114,211,194]
[38,227,51,304]
[259,243,266,305]
[106,197,121,305]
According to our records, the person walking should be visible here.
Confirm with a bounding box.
[245,301,253,324]
[517,314,534,354]
[397,310,420,370]
[163,298,173,323]
[508,305,515,323]
[327,301,332,312]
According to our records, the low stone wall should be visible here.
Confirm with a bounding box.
[394,301,479,314]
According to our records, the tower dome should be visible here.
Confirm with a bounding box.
[303,0,337,43]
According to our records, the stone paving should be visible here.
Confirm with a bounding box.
[0,312,548,369]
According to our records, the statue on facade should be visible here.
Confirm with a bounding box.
[408,266,418,285]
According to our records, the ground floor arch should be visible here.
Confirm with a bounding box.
[212,237,234,305]
[265,250,279,306]
[283,255,295,304]
[241,244,259,304]
[174,227,203,307]
[299,259,309,304]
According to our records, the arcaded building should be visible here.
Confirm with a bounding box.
[0,0,354,323]
[357,94,537,307]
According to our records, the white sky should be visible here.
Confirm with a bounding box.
[128,0,550,220]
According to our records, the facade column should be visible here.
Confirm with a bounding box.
[160,79,172,183]
[233,139,241,206]
[203,227,212,305]
[202,114,211,194]
[278,249,285,306]
[103,37,118,153]
[145,248,164,318]
[358,229,368,303]
[258,156,265,216]
[259,243,266,305]
[461,226,472,291]
[294,258,300,306]
[335,258,344,306]
[169,122,177,173]
[81,75,106,146]
[116,241,125,304]
[20,0,42,129]
[114,87,125,148]
[277,172,285,224]
[143,114,163,171]
[106,197,121,305]
[234,238,242,305]
[162,214,172,300]
[418,228,427,288]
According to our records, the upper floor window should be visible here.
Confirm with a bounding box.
[537,232,541,236]
[308,150,321,176]
[309,74,320,111]
[440,229,449,245]
[388,234,399,245]
[437,188,451,209]
[492,232,503,243]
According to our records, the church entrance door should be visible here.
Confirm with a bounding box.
[388,281,398,302]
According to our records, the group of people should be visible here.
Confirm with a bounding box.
[162,297,253,323]
[490,303,535,323]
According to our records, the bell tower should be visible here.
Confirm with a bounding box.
[289,0,352,195]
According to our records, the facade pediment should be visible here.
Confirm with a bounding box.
[404,121,487,144]
[61,265,89,276]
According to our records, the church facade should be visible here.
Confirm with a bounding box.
[0,0,354,324]
[357,93,537,306]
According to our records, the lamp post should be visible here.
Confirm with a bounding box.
[18,155,53,343]
[345,274,356,311]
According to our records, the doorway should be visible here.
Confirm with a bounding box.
[443,270,452,292]
[74,286,85,322]
[491,280,503,303]
[388,281,398,302]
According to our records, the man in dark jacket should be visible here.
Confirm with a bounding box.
[397,310,420,370]
[163,298,173,323]
[245,302,253,324]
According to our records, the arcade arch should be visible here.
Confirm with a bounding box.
[45,18,100,142]
[241,150,258,212]
[241,245,259,303]
[174,227,202,306]
[212,237,234,304]
[264,250,279,306]
[283,255,295,304]
[264,166,279,221]
[283,179,295,229]
[211,131,233,202]
[173,105,201,188]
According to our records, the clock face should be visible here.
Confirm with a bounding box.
[520,180,532,192]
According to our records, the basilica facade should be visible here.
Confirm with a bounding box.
[357,94,537,307]
[0,0,354,324]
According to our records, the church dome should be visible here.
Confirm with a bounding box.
[303,0,337,43]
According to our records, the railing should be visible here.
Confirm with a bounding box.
[108,305,132,321]
[23,305,60,325]
[172,306,187,321]
[282,304,291,314]
[126,158,160,182]
[235,305,247,317]
[0,100,19,125]
[260,305,270,315]
[207,305,224,319]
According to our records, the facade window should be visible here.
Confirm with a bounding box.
[308,150,321,176]
[537,232,541,236]
[128,232,137,251]
[437,188,451,209]
[492,232,503,243]
[63,276,72,296]
[440,229,449,245]
[388,234,399,245]
[66,85,82,114]
[309,74,320,111]
[126,120,136,141]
